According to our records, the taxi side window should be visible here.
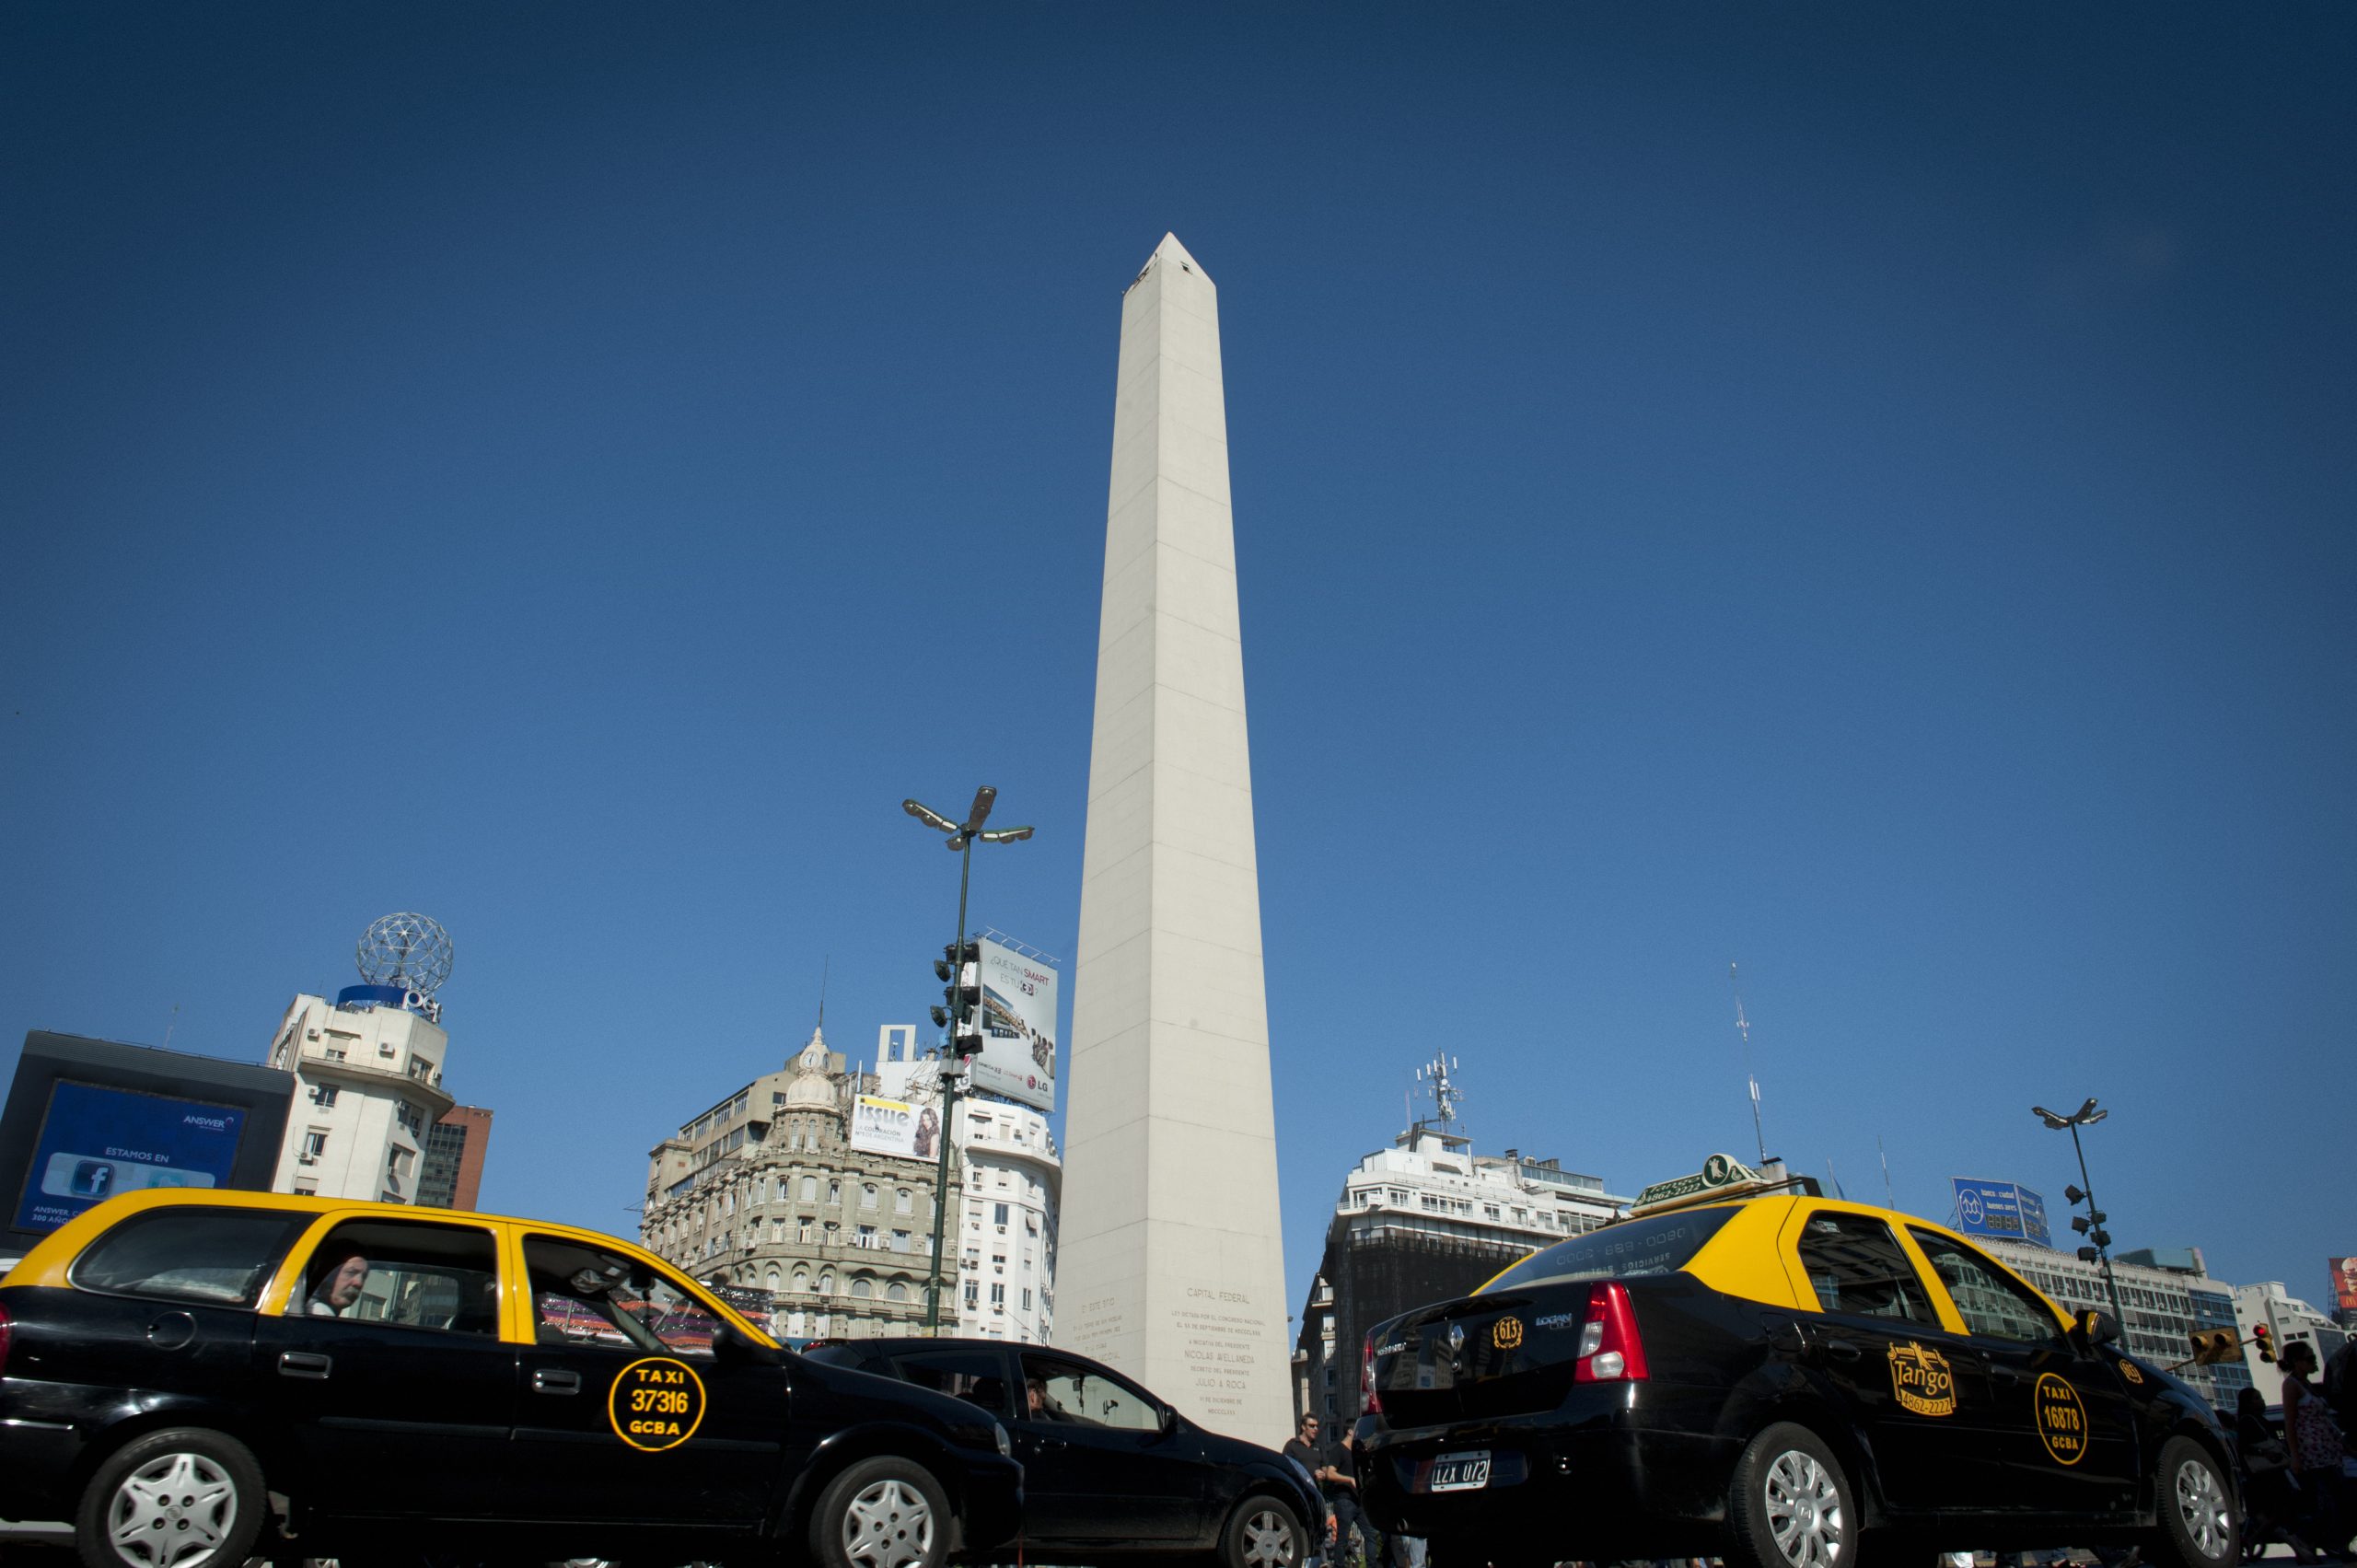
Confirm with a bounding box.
[70,1207,312,1308]
[1795,1213,1939,1327]
[525,1235,722,1358]
[891,1348,1012,1417]
[1909,1230,2063,1345]
[1021,1353,1160,1432]
[302,1219,501,1335]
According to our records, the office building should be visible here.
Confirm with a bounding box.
[264,991,453,1204]
[416,1104,493,1211]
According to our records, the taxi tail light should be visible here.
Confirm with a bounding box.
[1362,1329,1382,1414]
[1572,1282,1649,1383]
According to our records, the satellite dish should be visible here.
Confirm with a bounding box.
[356,912,454,997]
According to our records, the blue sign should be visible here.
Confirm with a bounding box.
[1951,1178,2052,1248]
[11,1080,248,1234]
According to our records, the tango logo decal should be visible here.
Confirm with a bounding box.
[1492,1317,1525,1351]
[2118,1359,2144,1386]
[1887,1342,1956,1416]
[2034,1373,2088,1465]
[610,1356,707,1451]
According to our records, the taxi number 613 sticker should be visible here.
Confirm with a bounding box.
[610,1357,707,1452]
[2034,1373,2087,1465]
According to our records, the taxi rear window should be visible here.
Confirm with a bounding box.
[71,1206,312,1307]
[1481,1207,1738,1294]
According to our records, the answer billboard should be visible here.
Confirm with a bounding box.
[973,937,1057,1111]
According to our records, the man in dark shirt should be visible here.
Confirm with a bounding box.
[1282,1415,1338,1563]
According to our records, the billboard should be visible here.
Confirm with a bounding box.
[849,1094,941,1163]
[3,1032,294,1247]
[971,937,1057,1111]
[11,1080,248,1234]
[2331,1257,2357,1315]
[1950,1179,2052,1248]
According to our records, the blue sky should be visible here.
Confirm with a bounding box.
[5,6,2351,1320]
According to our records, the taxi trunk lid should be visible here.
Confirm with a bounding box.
[1369,1281,1603,1423]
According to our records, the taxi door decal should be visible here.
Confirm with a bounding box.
[610,1356,708,1452]
[1887,1342,1956,1416]
[2117,1359,2144,1386]
[2033,1373,2088,1464]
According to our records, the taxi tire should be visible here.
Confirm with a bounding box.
[75,1427,268,1568]
[1219,1495,1309,1568]
[2148,1436,2238,1568]
[809,1456,951,1568]
[1724,1423,1854,1568]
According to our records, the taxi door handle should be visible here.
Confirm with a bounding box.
[1819,1338,1865,1364]
[533,1369,583,1396]
[278,1352,332,1380]
[1981,1361,2020,1385]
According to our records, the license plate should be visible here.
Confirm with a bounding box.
[1426,1450,1491,1493]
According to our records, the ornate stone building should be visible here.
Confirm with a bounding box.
[639,1027,960,1341]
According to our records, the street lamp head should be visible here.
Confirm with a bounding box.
[977,825,1034,843]
[2082,1108,2107,1125]
[946,832,971,851]
[904,799,959,835]
[2032,1106,2071,1129]
[2073,1098,2100,1121]
[964,785,997,831]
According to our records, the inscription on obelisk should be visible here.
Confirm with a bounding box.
[1054,234,1293,1445]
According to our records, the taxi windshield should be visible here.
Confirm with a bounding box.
[1481,1206,1738,1294]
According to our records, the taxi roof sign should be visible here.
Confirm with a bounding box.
[1629,1153,1770,1216]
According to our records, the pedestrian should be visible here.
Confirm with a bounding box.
[2281,1341,2351,1555]
[1283,1415,1338,1562]
[2325,1334,2357,1437]
[1319,1424,1382,1568]
[2237,1387,2327,1562]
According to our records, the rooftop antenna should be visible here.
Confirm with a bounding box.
[162,1003,180,1051]
[1407,1052,1468,1142]
[1730,962,1767,1166]
[817,955,830,1033]
[1878,1135,1896,1209]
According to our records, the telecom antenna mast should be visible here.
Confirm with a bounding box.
[1730,962,1767,1165]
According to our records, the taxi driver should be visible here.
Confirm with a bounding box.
[306,1242,370,1317]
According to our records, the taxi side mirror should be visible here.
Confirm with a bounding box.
[2071,1308,2119,1353]
[712,1321,777,1365]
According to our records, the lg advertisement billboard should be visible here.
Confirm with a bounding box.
[972,937,1057,1111]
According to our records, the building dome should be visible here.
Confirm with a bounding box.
[781,1028,840,1113]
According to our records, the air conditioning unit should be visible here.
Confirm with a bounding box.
[297,1155,317,1166]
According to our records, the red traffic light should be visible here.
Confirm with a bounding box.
[2250,1324,2276,1365]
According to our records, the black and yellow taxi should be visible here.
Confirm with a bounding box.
[0,1189,1022,1568]
[1354,1156,2238,1568]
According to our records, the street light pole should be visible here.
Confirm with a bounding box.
[2033,1098,2126,1325]
[903,788,1033,1336]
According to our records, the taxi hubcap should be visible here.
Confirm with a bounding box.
[1763,1449,1844,1568]
[1239,1506,1300,1568]
[2175,1458,2230,1559]
[106,1451,238,1568]
[842,1477,935,1568]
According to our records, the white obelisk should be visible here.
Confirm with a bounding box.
[1055,234,1292,1445]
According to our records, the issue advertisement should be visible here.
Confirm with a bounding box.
[850,1094,942,1162]
[973,937,1057,1111]
[12,1079,247,1234]
[2331,1257,2357,1316]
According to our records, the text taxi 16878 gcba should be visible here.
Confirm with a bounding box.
[1353,1156,2240,1568]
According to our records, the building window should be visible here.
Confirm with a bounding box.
[1021,1288,1032,1311]
[793,1269,810,1294]
[896,1189,912,1214]
[309,1084,339,1109]
[801,1175,819,1202]
[989,1283,1004,1311]
[993,1202,1010,1226]
[963,1281,979,1307]
[819,1272,835,1295]
[851,1277,873,1298]
[862,1184,878,1209]
[828,1180,842,1205]
[887,1281,909,1303]
[300,1129,329,1160]
[892,1230,911,1251]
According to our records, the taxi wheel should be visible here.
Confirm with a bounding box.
[809,1456,950,1568]
[1220,1497,1308,1568]
[1726,1423,1854,1568]
[75,1428,268,1568]
[2148,1436,2238,1568]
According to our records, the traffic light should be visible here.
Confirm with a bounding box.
[2250,1323,2275,1365]
[2188,1328,2241,1365]
[932,940,984,1057]
[2064,1191,2108,1253]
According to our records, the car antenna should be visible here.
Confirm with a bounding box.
[1730,962,1767,1166]
[1878,1135,1897,1209]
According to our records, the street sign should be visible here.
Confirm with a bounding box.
[1950,1179,2052,1247]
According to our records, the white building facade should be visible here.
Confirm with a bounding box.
[264,992,453,1203]
[2234,1281,2351,1405]
[948,1097,1061,1342]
